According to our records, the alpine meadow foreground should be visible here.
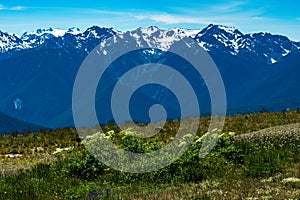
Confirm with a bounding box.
[1,111,300,199]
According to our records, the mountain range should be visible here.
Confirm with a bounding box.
[0,24,299,132]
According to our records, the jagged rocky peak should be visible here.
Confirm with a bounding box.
[196,24,243,37]
[83,26,116,38]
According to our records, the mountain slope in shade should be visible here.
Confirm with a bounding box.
[0,111,44,135]
[0,27,116,128]
[240,50,300,108]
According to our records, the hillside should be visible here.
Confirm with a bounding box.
[0,111,45,135]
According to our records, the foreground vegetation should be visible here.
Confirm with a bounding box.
[1,111,300,199]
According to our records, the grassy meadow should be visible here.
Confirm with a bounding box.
[1,111,300,199]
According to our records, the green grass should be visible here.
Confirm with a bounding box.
[1,111,300,199]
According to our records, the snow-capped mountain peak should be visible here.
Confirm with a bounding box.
[21,27,82,41]
[194,24,300,64]
[195,24,244,54]
[218,25,240,35]
[66,27,82,35]
[138,26,160,35]
[17,27,84,50]
[82,26,116,39]
[1,24,300,65]
[197,24,242,37]
[105,26,200,52]
[182,28,202,38]
[0,31,25,53]
[117,26,192,51]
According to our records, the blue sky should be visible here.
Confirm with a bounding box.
[1,0,300,40]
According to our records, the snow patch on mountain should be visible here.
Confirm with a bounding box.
[184,29,202,38]
[13,98,22,110]
[66,27,82,35]
[270,58,277,64]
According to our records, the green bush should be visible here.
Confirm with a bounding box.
[59,150,106,180]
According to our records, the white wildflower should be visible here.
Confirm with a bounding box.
[53,147,71,154]
[106,130,115,138]
[124,129,136,136]
[196,132,210,143]
[183,134,193,142]
[281,177,300,183]
[178,141,187,148]
[211,128,220,133]
[228,132,235,136]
